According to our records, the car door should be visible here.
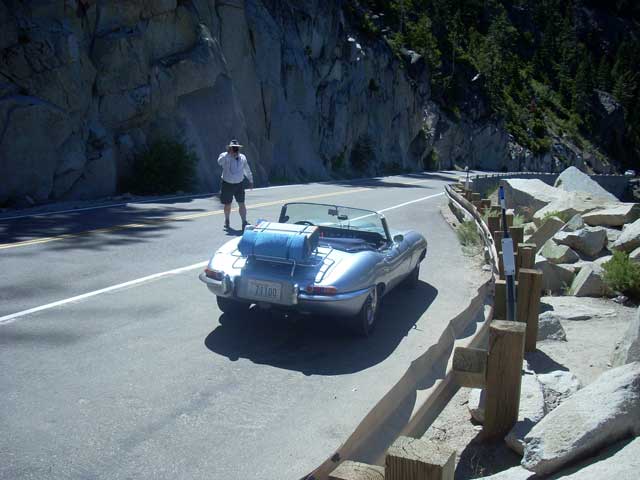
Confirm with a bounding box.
[382,234,412,289]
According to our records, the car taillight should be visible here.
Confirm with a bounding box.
[305,285,338,295]
[204,268,224,281]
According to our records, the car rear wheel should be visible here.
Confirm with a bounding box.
[216,296,251,315]
[351,287,380,337]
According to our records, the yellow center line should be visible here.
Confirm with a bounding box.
[0,187,373,250]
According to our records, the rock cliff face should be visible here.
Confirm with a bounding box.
[0,1,614,205]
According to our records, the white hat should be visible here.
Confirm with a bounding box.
[228,139,243,148]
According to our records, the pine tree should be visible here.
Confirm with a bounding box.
[596,56,612,91]
[573,49,594,115]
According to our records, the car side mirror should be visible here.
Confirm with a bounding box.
[393,234,404,243]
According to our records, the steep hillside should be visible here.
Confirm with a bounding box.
[355,0,640,171]
[1,1,637,206]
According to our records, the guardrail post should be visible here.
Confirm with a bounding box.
[509,226,524,254]
[518,244,536,270]
[329,461,385,480]
[386,436,455,480]
[484,321,526,439]
[488,215,500,237]
[494,279,518,319]
[516,268,543,352]
[505,210,514,229]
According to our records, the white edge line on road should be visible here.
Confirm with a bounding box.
[378,192,444,213]
[1,190,446,325]
[0,261,208,326]
[0,172,458,222]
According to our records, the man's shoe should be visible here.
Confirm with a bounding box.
[242,220,250,231]
[224,221,230,230]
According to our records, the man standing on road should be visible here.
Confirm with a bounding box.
[218,139,254,231]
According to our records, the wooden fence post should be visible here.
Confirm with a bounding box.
[484,321,526,439]
[518,244,536,270]
[516,268,543,353]
[329,461,385,480]
[505,211,514,229]
[386,436,455,480]
[487,216,500,235]
[471,192,481,203]
[509,226,524,254]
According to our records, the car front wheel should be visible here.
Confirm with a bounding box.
[216,296,251,315]
[351,287,380,337]
[404,264,420,289]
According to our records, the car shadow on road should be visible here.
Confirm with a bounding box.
[204,281,438,375]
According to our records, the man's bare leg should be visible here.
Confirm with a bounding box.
[224,203,231,228]
[239,202,247,224]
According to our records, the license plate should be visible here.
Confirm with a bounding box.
[246,279,282,301]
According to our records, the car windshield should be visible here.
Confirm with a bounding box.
[279,202,388,239]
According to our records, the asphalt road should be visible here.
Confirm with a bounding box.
[0,172,477,480]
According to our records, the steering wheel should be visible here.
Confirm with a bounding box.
[294,220,315,226]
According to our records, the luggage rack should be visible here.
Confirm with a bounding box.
[231,245,334,277]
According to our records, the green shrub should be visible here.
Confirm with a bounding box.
[457,220,482,253]
[128,140,197,195]
[513,213,525,227]
[602,251,640,299]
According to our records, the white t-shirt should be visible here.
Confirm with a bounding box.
[217,152,253,184]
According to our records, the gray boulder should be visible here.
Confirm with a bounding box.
[569,264,608,297]
[502,179,565,220]
[506,374,547,456]
[604,228,621,249]
[553,437,640,480]
[537,313,567,341]
[529,216,565,250]
[535,256,575,294]
[611,307,640,367]
[533,192,606,226]
[554,166,619,202]
[561,214,585,232]
[612,217,640,252]
[540,240,579,264]
[554,227,607,258]
[594,254,613,267]
[539,296,617,320]
[478,439,640,479]
[537,371,582,412]
[583,204,640,227]
[521,362,640,475]
[630,247,640,263]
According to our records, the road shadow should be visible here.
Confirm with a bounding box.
[204,281,438,375]
[0,203,217,252]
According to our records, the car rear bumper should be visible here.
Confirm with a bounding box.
[199,272,370,316]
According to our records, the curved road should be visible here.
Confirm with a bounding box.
[0,172,476,479]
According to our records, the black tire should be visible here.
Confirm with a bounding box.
[351,287,380,337]
[216,296,251,315]
[404,264,420,289]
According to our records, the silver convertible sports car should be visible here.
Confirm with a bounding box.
[199,202,427,335]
